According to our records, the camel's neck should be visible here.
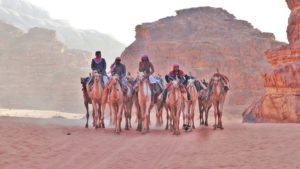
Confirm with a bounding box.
[138,80,150,97]
[213,82,223,96]
[169,87,181,102]
[188,85,196,98]
[93,80,102,95]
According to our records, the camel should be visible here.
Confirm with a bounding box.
[198,88,212,126]
[123,80,134,130]
[196,80,212,126]
[87,71,104,128]
[81,77,93,128]
[137,72,152,134]
[150,76,164,127]
[186,79,198,129]
[209,76,227,130]
[109,75,124,133]
[165,80,183,135]
[100,80,113,126]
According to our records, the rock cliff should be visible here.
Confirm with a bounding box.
[121,7,284,114]
[243,0,300,122]
[0,21,91,113]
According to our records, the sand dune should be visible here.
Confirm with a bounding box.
[1,116,300,169]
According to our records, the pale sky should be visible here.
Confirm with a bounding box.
[26,0,290,45]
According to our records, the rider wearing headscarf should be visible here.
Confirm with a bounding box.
[110,57,127,87]
[139,55,154,76]
[165,64,185,84]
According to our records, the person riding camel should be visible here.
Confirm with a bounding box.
[207,68,229,99]
[162,64,186,101]
[139,55,154,78]
[110,57,126,88]
[209,68,229,91]
[165,64,185,84]
[138,54,164,100]
[87,51,109,86]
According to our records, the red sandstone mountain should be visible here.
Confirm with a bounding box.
[121,7,285,114]
[0,21,91,113]
[243,0,300,123]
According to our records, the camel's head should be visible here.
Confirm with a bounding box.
[94,72,101,82]
[171,80,179,89]
[81,77,87,85]
[111,75,120,85]
[211,76,222,86]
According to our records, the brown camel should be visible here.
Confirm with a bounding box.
[137,72,152,134]
[186,79,198,129]
[100,80,113,126]
[87,71,104,128]
[166,80,183,135]
[209,76,227,130]
[123,80,134,130]
[81,77,93,128]
[109,75,124,133]
[197,80,212,126]
[198,88,212,126]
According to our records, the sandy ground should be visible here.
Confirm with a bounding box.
[1,116,300,169]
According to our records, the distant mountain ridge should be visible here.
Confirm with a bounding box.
[0,0,125,64]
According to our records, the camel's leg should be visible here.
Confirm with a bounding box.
[129,103,133,128]
[85,102,89,128]
[118,105,123,133]
[205,105,211,126]
[135,101,142,131]
[147,102,154,131]
[175,109,180,135]
[101,99,108,127]
[191,102,196,129]
[213,103,217,130]
[219,100,224,130]
[155,105,160,127]
[98,103,103,128]
[92,101,99,129]
[124,105,129,130]
[113,105,118,133]
[157,103,164,126]
[199,101,204,125]
[165,107,169,130]
[110,102,114,126]
[141,105,147,134]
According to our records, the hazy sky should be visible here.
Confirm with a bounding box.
[27,0,290,45]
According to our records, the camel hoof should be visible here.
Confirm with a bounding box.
[205,123,208,127]
[193,125,196,129]
[85,124,88,128]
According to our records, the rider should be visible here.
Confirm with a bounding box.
[165,64,185,84]
[209,68,229,91]
[138,54,164,101]
[162,64,186,101]
[139,55,154,78]
[110,57,126,88]
[88,51,109,85]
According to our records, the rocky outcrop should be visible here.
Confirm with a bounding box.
[0,21,91,113]
[243,0,300,123]
[121,7,284,114]
[0,0,125,64]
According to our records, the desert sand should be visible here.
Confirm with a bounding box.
[1,112,300,169]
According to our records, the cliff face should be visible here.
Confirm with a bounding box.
[121,7,284,114]
[0,21,91,113]
[0,0,125,64]
[243,0,300,123]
